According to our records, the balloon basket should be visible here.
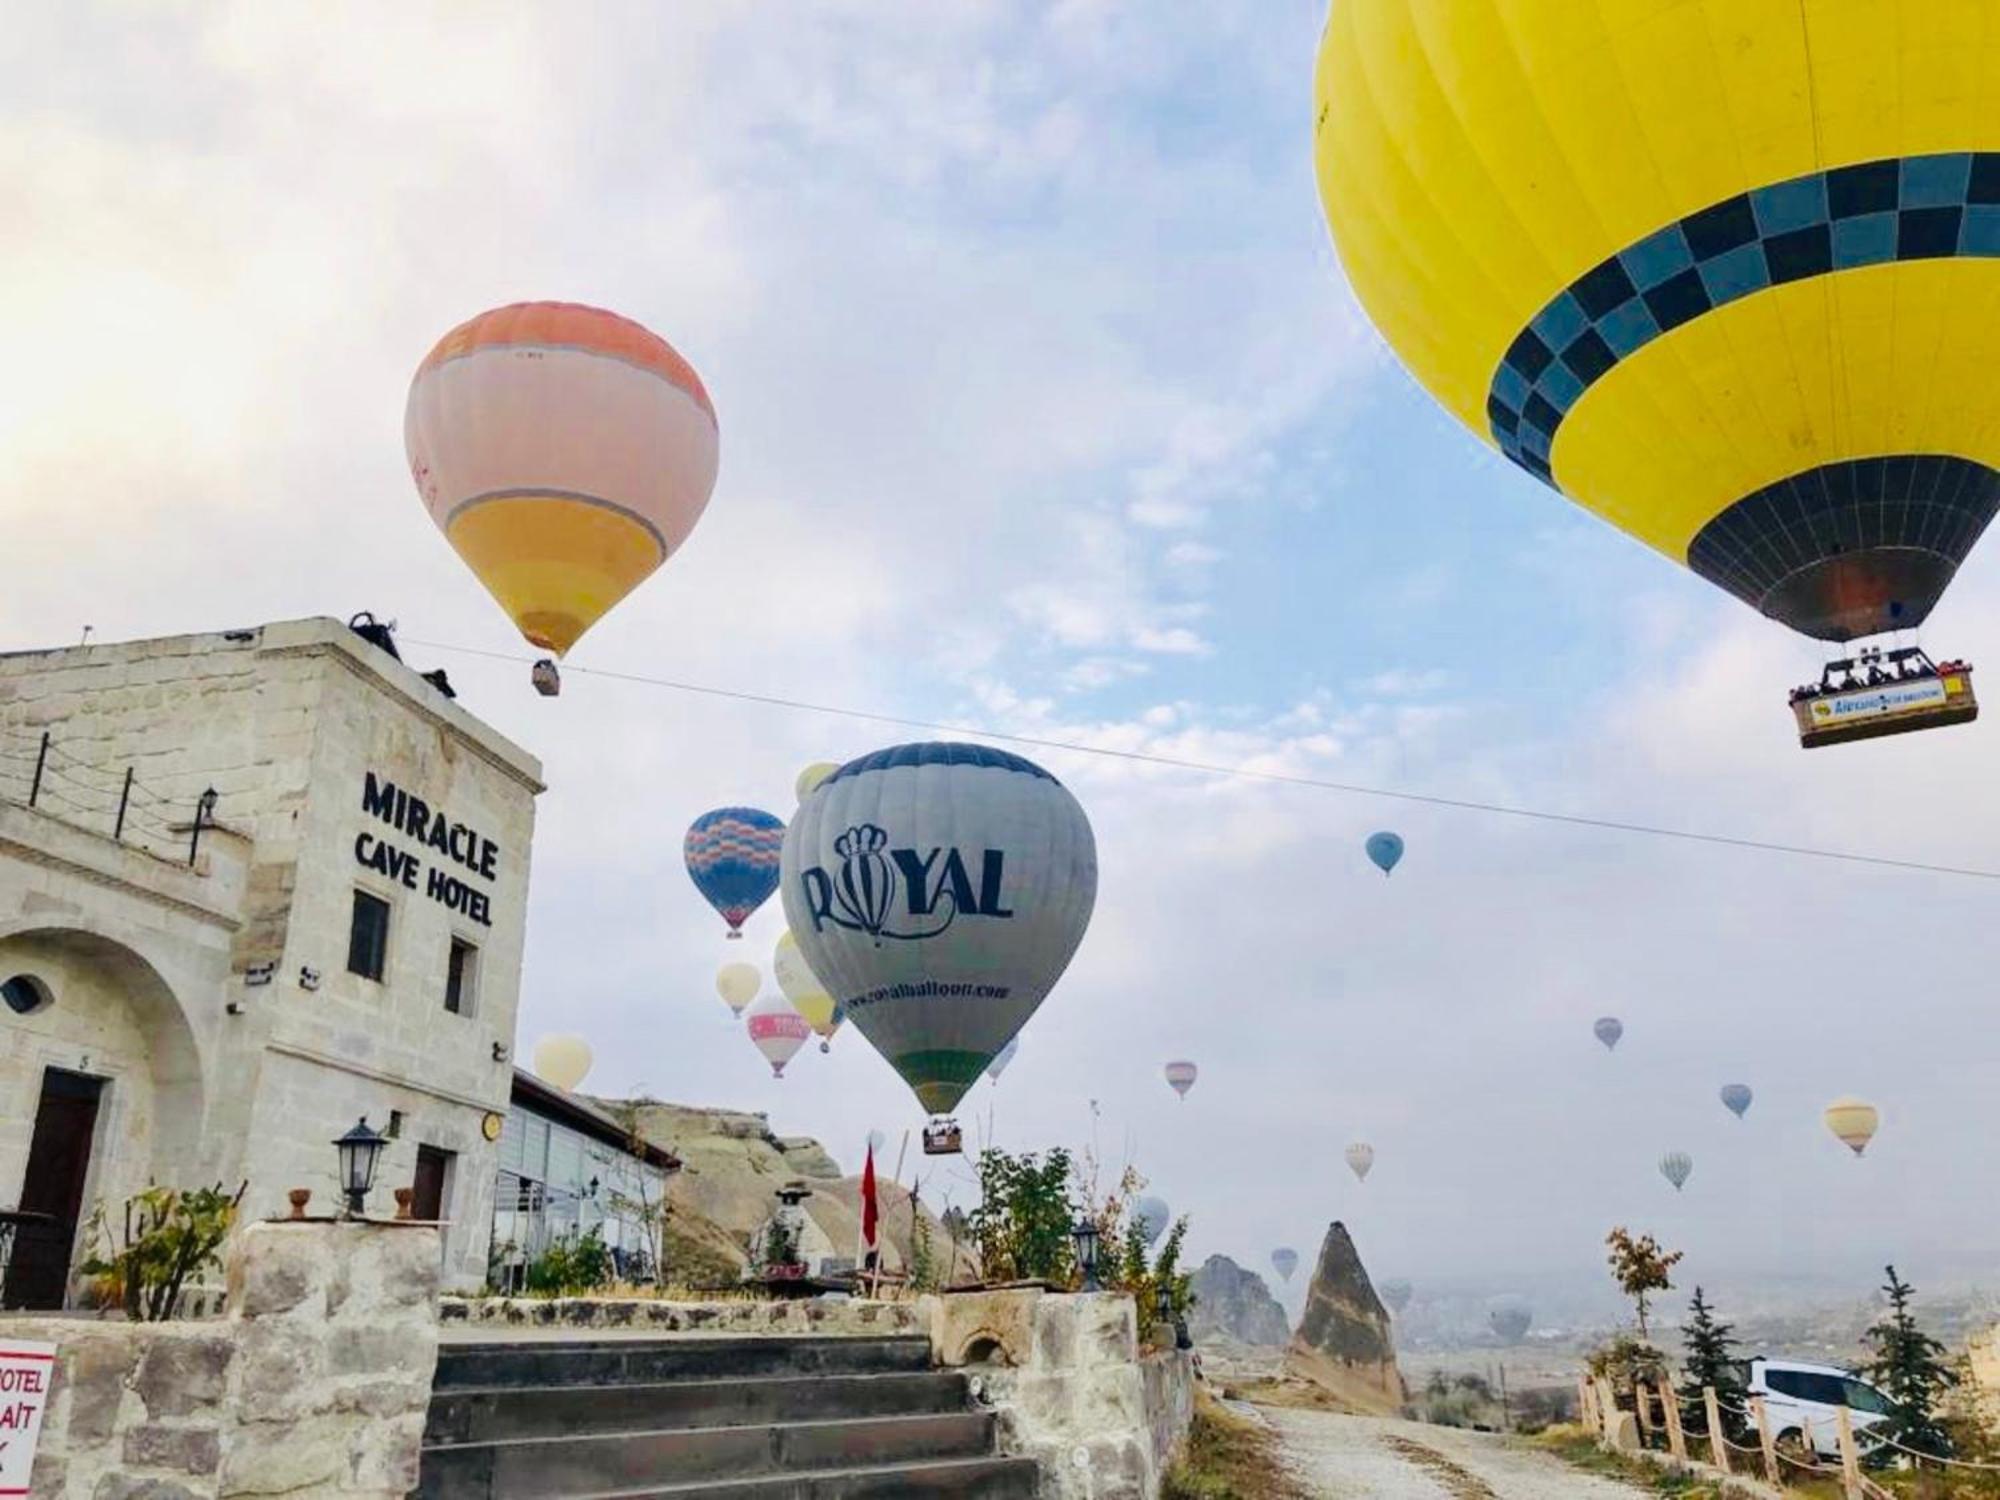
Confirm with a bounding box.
[531,659,561,697]
[1791,647,1975,748]
[922,1119,963,1156]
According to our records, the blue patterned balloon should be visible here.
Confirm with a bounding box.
[685,807,785,937]
[1365,831,1404,875]
[1720,1083,1753,1119]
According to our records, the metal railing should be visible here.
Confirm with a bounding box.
[0,727,217,866]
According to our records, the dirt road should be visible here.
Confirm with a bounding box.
[1262,1410,1648,1499]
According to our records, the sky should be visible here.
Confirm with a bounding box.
[6,2,1999,1328]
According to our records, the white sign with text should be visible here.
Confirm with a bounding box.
[0,1341,57,1497]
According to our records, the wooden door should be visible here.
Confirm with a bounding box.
[411,1145,452,1222]
[3,1069,103,1310]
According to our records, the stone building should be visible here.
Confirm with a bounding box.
[0,617,542,1300]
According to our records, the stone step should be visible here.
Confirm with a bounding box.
[432,1337,934,1391]
[415,1411,1000,1499]
[427,1371,974,1444]
[573,1455,1044,1498]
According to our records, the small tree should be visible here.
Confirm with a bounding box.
[1605,1226,1683,1340]
[1678,1286,1749,1439]
[1863,1264,1958,1459]
[968,1147,1075,1284]
[81,1182,246,1321]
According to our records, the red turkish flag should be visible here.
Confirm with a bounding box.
[860,1145,879,1265]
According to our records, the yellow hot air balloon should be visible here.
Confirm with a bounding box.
[1824,1096,1880,1156]
[1314,4,1995,744]
[531,1033,593,1092]
[405,302,719,680]
[774,930,842,1051]
[716,961,760,1017]
[795,762,839,802]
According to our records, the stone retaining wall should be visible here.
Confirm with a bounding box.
[933,1288,1195,1500]
[8,1219,438,1499]
[439,1294,924,1338]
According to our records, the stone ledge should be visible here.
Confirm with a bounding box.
[438,1294,926,1338]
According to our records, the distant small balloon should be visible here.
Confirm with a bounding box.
[866,1128,886,1156]
[1164,1060,1198,1099]
[795,762,839,801]
[1380,1278,1413,1315]
[1365,831,1405,875]
[1720,1084,1753,1120]
[1824,1097,1880,1156]
[1345,1142,1375,1182]
[1659,1151,1693,1192]
[531,1034,593,1092]
[716,962,760,1016]
[1594,1017,1624,1052]
[1271,1248,1300,1283]
[1132,1196,1171,1249]
[987,1035,1021,1083]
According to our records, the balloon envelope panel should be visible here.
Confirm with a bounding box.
[532,1034,593,1092]
[780,743,1097,1115]
[1314,3,2000,641]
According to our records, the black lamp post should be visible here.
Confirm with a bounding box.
[334,1117,389,1218]
[1070,1218,1101,1293]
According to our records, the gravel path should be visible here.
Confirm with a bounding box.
[1263,1409,1649,1500]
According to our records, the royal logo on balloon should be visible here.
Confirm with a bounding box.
[800,823,1013,943]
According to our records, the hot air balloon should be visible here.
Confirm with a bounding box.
[1380,1279,1413,1316]
[1594,1017,1624,1052]
[1365,832,1404,876]
[1345,1143,1375,1183]
[686,807,784,938]
[1720,1084,1754,1120]
[796,762,839,801]
[716,962,759,1017]
[1314,7,1993,748]
[1660,1151,1693,1192]
[1489,1301,1533,1343]
[986,1035,1020,1084]
[1164,1060,1198,1100]
[1271,1248,1300,1283]
[778,743,1098,1136]
[1825,1097,1880,1156]
[531,1034,593,1092]
[405,302,719,693]
[1132,1196,1171,1250]
[774,930,843,1052]
[745,993,811,1079]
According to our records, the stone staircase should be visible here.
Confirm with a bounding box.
[412,1335,1041,1498]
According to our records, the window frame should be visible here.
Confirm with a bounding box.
[347,888,392,982]
[444,935,480,1016]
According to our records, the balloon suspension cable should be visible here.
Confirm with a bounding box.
[404,637,2000,882]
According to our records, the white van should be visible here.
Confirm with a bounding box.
[1745,1357,1893,1460]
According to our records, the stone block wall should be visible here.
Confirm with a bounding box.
[8,1219,440,1499]
[939,1289,1195,1500]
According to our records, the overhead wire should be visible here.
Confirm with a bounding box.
[402,636,2000,883]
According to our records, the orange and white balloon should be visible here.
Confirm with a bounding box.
[405,301,719,659]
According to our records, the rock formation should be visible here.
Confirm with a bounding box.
[606,1098,974,1284]
[1187,1254,1291,1347]
[1285,1220,1404,1413]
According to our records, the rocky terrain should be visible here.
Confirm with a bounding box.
[610,1098,975,1284]
[1188,1253,1291,1347]
[1285,1220,1405,1414]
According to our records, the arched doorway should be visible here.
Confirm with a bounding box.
[0,925,205,1309]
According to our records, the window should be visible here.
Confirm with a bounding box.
[1765,1370,1807,1399]
[2,974,52,1016]
[1842,1380,1892,1415]
[347,890,390,980]
[445,937,478,1015]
